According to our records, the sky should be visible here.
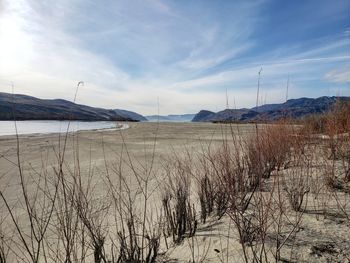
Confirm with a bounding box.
[0,0,349,115]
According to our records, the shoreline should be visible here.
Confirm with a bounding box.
[0,121,130,137]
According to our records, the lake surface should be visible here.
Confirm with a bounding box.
[0,121,119,136]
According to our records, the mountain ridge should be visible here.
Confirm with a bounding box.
[0,92,146,121]
[192,96,350,122]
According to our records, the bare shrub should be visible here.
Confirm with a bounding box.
[331,101,350,181]
[0,136,59,262]
[302,114,329,134]
[322,159,350,224]
[198,174,215,223]
[104,136,161,263]
[269,173,307,263]
[214,179,231,219]
[323,100,350,171]
[52,141,84,262]
[162,156,197,244]
[211,134,261,262]
[330,99,350,134]
[195,153,216,223]
[246,123,294,180]
[198,146,234,220]
[338,141,350,182]
[322,162,341,190]
[74,172,110,263]
[283,165,310,212]
[213,122,306,263]
[226,184,260,262]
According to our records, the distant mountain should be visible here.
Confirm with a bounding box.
[146,114,195,122]
[191,110,215,122]
[252,96,341,113]
[192,96,350,122]
[192,108,260,122]
[0,92,143,121]
[113,109,147,121]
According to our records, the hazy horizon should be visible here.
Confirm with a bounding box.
[0,0,349,115]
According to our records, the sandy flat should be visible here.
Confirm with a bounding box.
[1,122,349,262]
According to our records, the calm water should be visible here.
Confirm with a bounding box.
[0,121,119,136]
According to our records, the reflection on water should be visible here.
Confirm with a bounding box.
[0,120,118,136]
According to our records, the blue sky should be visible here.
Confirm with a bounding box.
[0,0,349,114]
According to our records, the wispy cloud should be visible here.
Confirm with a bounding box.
[0,0,349,114]
[325,67,350,83]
